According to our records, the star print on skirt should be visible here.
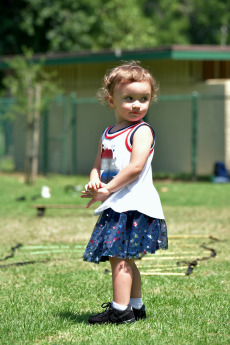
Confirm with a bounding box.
[83,208,168,264]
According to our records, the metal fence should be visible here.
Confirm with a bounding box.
[0,93,228,178]
[0,98,14,170]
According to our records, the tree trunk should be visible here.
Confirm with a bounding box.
[25,87,34,184]
[31,83,41,184]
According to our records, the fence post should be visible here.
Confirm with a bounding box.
[144,110,149,123]
[71,93,77,174]
[42,108,48,175]
[191,92,199,180]
[61,96,69,174]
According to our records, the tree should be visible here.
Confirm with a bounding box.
[0,0,187,54]
[183,0,230,45]
[0,0,29,55]
[3,48,60,184]
[18,0,157,52]
[0,0,229,55]
[142,0,189,45]
[142,0,230,46]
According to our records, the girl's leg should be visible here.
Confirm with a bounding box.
[130,261,142,298]
[109,257,142,305]
[109,257,132,305]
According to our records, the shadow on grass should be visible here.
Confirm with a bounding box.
[58,311,91,324]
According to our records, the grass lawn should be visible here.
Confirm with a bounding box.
[0,173,229,345]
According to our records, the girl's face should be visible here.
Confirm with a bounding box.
[108,81,152,125]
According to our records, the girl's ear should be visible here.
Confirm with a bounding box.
[107,95,115,108]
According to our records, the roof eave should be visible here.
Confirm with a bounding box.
[0,45,230,69]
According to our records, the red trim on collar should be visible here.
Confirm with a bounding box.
[125,123,155,154]
[125,128,133,152]
[105,123,140,139]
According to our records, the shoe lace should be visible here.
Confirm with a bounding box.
[101,302,112,310]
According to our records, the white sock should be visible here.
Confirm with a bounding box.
[112,301,128,311]
[130,298,143,309]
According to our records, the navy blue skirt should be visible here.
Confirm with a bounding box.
[83,208,168,263]
[83,208,168,264]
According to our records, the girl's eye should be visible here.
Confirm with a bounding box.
[124,96,149,102]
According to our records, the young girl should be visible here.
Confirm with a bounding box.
[81,61,168,325]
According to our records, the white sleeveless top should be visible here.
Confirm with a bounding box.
[94,122,165,220]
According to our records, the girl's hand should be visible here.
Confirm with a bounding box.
[84,180,106,192]
[81,187,110,208]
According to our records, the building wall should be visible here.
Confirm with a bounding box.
[13,59,228,176]
[45,59,203,96]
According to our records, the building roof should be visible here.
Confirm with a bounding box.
[1,45,230,69]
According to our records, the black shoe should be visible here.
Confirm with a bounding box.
[88,302,136,325]
[133,304,146,320]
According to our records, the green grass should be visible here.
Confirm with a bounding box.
[0,173,229,345]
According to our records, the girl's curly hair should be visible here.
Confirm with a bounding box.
[97,61,159,107]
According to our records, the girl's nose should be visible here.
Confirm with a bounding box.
[132,101,140,109]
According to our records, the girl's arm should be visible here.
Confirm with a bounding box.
[81,126,153,207]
